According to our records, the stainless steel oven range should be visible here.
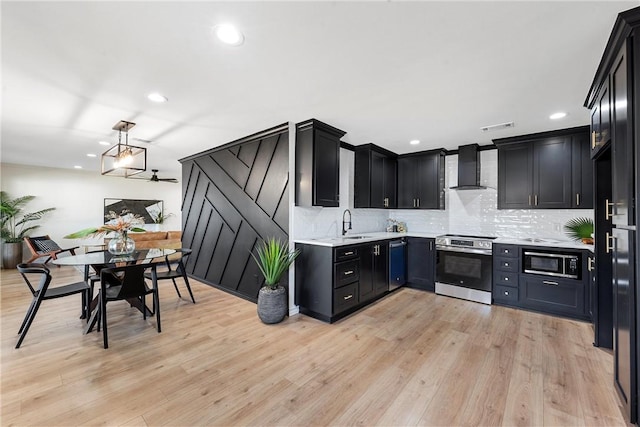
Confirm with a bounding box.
[435,234,495,304]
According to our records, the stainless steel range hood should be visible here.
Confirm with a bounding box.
[450,143,486,190]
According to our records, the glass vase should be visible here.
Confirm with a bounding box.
[108,232,136,255]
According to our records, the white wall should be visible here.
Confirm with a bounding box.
[1,163,182,257]
[292,149,593,241]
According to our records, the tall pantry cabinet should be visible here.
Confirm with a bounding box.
[584,6,639,424]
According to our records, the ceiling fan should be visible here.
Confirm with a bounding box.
[128,169,179,183]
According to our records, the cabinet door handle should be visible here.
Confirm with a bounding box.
[344,270,354,275]
[606,232,615,253]
[417,198,420,208]
[543,280,559,286]
[534,194,538,206]
[343,251,354,256]
[588,257,595,272]
[413,199,416,208]
[605,199,614,220]
[591,131,597,149]
[384,197,388,208]
[528,195,532,206]
[576,193,580,206]
[343,294,353,301]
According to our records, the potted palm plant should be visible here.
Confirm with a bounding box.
[564,217,594,244]
[251,237,300,324]
[0,191,55,269]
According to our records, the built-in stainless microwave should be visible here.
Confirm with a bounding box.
[523,250,581,279]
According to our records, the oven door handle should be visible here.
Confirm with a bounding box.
[436,246,492,256]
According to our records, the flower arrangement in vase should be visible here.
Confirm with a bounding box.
[65,210,146,255]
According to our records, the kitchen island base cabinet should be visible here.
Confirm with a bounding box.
[295,242,390,323]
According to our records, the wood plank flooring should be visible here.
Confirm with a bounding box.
[0,266,631,426]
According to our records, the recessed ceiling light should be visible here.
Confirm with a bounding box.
[87,153,97,158]
[147,92,168,103]
[549,112,567,120]
[214,23,244,46]
[410,140,420,145]
[99,141,111,146]
[74,165,83,169]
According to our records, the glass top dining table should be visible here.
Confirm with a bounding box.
[52,248,176,266]
[53,248,176,335]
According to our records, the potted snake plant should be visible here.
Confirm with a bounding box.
[251,237,300,324]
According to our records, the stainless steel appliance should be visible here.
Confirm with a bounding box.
[435,234,495,304]
[523,249,581,279]
[389,239,407,291]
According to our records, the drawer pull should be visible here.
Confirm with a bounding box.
[504,262,510,267]
[343,294,353,301]
[504,277,509,281]
[543,280,559,286]
[504,291,509,296]
[343,251,354,256]
[344,270,354,275]
[504,249,509,254]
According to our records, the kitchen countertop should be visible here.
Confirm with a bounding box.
[294,231,437,247]
[495,237,594,252]
[294,232,594,252]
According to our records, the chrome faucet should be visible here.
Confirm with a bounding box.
[342,209,352,236]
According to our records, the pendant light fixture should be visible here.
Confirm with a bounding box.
[101,120,147,177]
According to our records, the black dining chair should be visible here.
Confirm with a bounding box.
[97,263,160,349]
[144,248,195,303]
[83,250,114,300]
[15,263,90,349]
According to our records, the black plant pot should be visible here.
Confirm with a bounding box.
[257,285,287,324]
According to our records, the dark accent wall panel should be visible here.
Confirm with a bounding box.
[179,124,289,302]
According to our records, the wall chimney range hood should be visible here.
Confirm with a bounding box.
[450,143,486,190]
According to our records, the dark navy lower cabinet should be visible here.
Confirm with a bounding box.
[295,241,391,323]
[492,244,590,321]
[518,274,588,320]
[406,237,435,291]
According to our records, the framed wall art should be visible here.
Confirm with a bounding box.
[103,198,163,224]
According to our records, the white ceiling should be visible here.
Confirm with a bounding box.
[2,1,638,179]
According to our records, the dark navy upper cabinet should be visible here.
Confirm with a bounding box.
[494,126,591,209]
[295,119,346,207]
[354,144,397,209]
[397,150,445,210]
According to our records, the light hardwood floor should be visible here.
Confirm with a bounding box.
[0,266,631,426]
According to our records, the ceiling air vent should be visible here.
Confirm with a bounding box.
[480,121,514,132]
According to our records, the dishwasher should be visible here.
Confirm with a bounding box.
[388,239,407,291]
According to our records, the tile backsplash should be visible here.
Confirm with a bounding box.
[292,149,593,240]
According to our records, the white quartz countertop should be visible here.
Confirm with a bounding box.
[494,237,594,252]
[294,232,593,251]
[293,231,437,247]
